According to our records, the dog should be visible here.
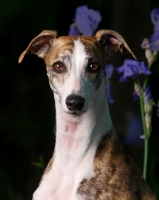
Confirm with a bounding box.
[18,30,158,200]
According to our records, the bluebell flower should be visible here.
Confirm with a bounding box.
[141,36,159,53]
[68,5,101,36]
[151,8,159,25]
[141,8,159,52]
[141,38,157,64]
[150,8,159,51]
[68,24,80,36]
[141,38,151,49]
[116,59,151,82]
[105,64,114,104]
[149,22,159,52]
[150,23,159,43]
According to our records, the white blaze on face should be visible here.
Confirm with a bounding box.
[71,39,86,74]
[61,39,94,113]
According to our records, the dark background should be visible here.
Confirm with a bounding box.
[0,0,159,199]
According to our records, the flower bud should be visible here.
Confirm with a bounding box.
[145,49,157,65]
[144,85,153,115]
[144,99,153,115]
[134,82,144,97]
[145,113,152,136]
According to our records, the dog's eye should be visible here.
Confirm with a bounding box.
[88,63,99,72]
[53,62,64,73]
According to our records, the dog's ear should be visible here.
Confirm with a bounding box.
[18,30,58,63]
[95,30,136,59]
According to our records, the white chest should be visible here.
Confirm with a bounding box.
[32,85,112,200]
[32,149,95,200]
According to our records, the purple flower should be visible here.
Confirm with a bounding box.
[141,38,157,64]
[141,35,159,52]
[150,30,159,51]
[141,38,151,49]
[105,64,114,104]
[150,23,159,43]
[141,8,159,51]
[151,8,159,25]
[149,20,159,51]
[68,24,80,36]
[116,59,151,82]
[68,5,101,36]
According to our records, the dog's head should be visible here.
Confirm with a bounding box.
[19,30,135,115]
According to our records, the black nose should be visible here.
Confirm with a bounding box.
[66,95,85,111]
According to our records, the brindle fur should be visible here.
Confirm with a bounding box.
[78,129,157,200]
[18,30,158,200]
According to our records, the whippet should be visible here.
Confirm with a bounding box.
[18,30,157,200]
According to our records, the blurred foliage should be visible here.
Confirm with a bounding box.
[31,155,45,170]
[0,0,159,199]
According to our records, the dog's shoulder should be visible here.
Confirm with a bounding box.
[78,129,158,200]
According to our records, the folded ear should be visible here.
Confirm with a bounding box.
[18,30,58,63]
[95,30,136,59]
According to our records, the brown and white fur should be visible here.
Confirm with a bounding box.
[19,30,158,200]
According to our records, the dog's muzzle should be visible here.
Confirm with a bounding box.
[65,95,85,112]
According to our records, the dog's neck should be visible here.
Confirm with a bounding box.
[53,80,112,168]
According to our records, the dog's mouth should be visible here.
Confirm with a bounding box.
[65,109,85,116]
[72,111,79,115]
[67,111,83,117]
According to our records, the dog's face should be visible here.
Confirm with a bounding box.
[18,30,135,115]
[46,36,107,115]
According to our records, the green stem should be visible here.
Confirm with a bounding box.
[143,139,149,179]
[143,63,151,90]
[143,76,149,90]
[139,53,157,179]
[141,63,153,179]
[139,95,148,180]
